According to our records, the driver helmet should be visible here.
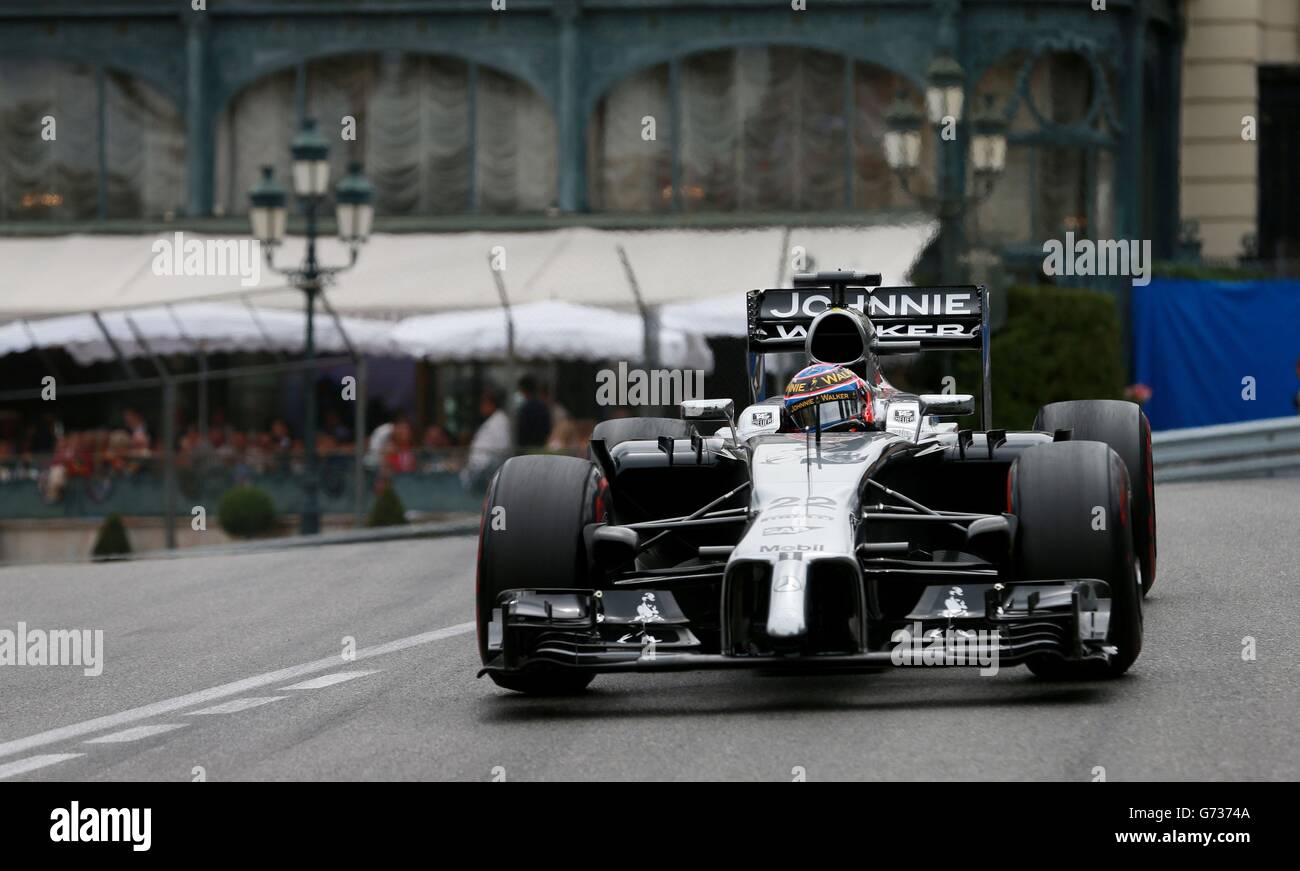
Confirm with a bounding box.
[782,364,874,432]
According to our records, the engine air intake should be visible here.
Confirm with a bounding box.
[806,307,873,365]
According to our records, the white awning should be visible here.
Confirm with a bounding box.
[0,302,400,366]
[390,300,714,371]
[659,222,940,337]
[0,220,937,323]
[658,294,749,339]
[0,299,714,370]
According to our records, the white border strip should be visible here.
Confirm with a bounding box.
[0,622,474,760]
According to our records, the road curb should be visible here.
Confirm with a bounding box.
[122,517,480,562]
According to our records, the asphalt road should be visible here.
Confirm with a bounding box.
[1,478,1297,782]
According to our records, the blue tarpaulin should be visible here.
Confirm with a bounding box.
[1132,279,1300,430]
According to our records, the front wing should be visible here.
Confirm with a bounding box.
[479,578,1116,678]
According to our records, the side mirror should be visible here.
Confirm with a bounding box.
[591,525,638,569]
[680,398,735,421]
[920,394,975,417]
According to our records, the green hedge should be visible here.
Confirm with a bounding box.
[217,485,277,538]
[942,285,1126,429]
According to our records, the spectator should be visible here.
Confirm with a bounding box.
[545,418,578,453]
[208,408,232,449]
[269,418,292,452]
[323,410,353,447]
[422,424,452,449]
[515,374,552,449]
[366,413,403,470]
[419,424,454,473]
[462,388,511,489]
[384,418,418,474]
[103,429,131,471]
[122,408,150,455]
[42,431,91,502]
[178,424,203,466]
[316,430,338,455]
[27,414,59,455]
[225,431,253,483]
[540,384,569,428]
[248,432,275,475]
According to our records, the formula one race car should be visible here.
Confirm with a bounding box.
[476,271,1156,694]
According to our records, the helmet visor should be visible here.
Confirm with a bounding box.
[786,390,866,431]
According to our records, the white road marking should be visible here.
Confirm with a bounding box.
[185,696,286,716]
[0,621,475,760]
[85,723,187,744]
[283,670,378,690]
[0,753,83,780]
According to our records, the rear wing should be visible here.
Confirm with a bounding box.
[746,284,985,354]
[744,271,993,429]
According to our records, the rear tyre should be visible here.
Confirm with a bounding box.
[1010,441,1143,679]
[1033,400,1157,595]
[477,454,604,695]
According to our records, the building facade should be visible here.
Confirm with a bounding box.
[1181,0,1300,262]
[1,0,1184,260]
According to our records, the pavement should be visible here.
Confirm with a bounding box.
[0,478,1296,781]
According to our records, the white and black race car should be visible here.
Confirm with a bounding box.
[476,271,1156,694]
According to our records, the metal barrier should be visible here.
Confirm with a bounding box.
[1152,416,1300,482]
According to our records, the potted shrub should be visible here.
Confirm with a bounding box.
[217,485,277,538]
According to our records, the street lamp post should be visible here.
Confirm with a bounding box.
[924,52,966,127]
[884,55,1008,284]
[249,119,374,535]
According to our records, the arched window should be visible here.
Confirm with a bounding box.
[215,54,557,217]
[972,49,1117,247]
[586,64,672,212]
[587,47,926,214]
[0,58,185,220]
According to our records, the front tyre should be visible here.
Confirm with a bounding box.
[1034,400,1157,595]
[476,454,604,695]
[1010,441,1143,679]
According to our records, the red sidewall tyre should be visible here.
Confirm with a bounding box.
[1034,400,1157,595]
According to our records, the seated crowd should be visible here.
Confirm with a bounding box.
[0,378,596,502]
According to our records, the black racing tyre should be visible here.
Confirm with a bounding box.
[476,454,605,695]
[590,416,695,452]
[1010,441,1143,679]
[1034,399,1157,595]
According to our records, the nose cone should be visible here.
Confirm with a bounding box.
[766,555,809,640]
